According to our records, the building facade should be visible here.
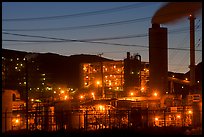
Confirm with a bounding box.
[80,53,150,98]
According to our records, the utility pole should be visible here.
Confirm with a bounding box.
[24,53,38,132]
[98,53,105,98]
[25,57,29,132]
[189,14,196,91]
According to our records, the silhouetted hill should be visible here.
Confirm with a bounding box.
[2,48,202,90]
[2,49,112,88]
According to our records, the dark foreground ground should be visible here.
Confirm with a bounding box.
[2,127,202,137]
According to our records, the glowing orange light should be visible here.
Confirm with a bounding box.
[130,92,134,96]
[154,92,158,97]
[98,105,105,111]
[155,117,158,121]
[96,81,100,85]
[80,95,84,99]
[188,110,192,114]
[177,115,181,118]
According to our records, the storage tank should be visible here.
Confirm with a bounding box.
[149,24,168,95]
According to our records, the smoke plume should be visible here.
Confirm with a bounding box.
[152,2,202,24]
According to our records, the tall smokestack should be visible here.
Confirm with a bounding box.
[189,14,196,88]
[149,23,168,95]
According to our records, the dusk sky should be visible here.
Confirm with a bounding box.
[2,2,202,73]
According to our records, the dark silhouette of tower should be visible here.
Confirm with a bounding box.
[124,52,141,95]
[149,24,168,95]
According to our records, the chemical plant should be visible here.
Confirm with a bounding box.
[2,4,202,134]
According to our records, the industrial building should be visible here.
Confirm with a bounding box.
[80,52,150,99]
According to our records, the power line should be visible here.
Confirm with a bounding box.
[3,17,151,32]
[3,2,158,22]
[2,39,202,52]
[3,9,201,32]
[168,19,200,66]
[2,26,191,42]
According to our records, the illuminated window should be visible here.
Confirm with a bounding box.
[176,115,181,119]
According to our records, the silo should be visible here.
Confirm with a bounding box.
[149,24,168,95]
